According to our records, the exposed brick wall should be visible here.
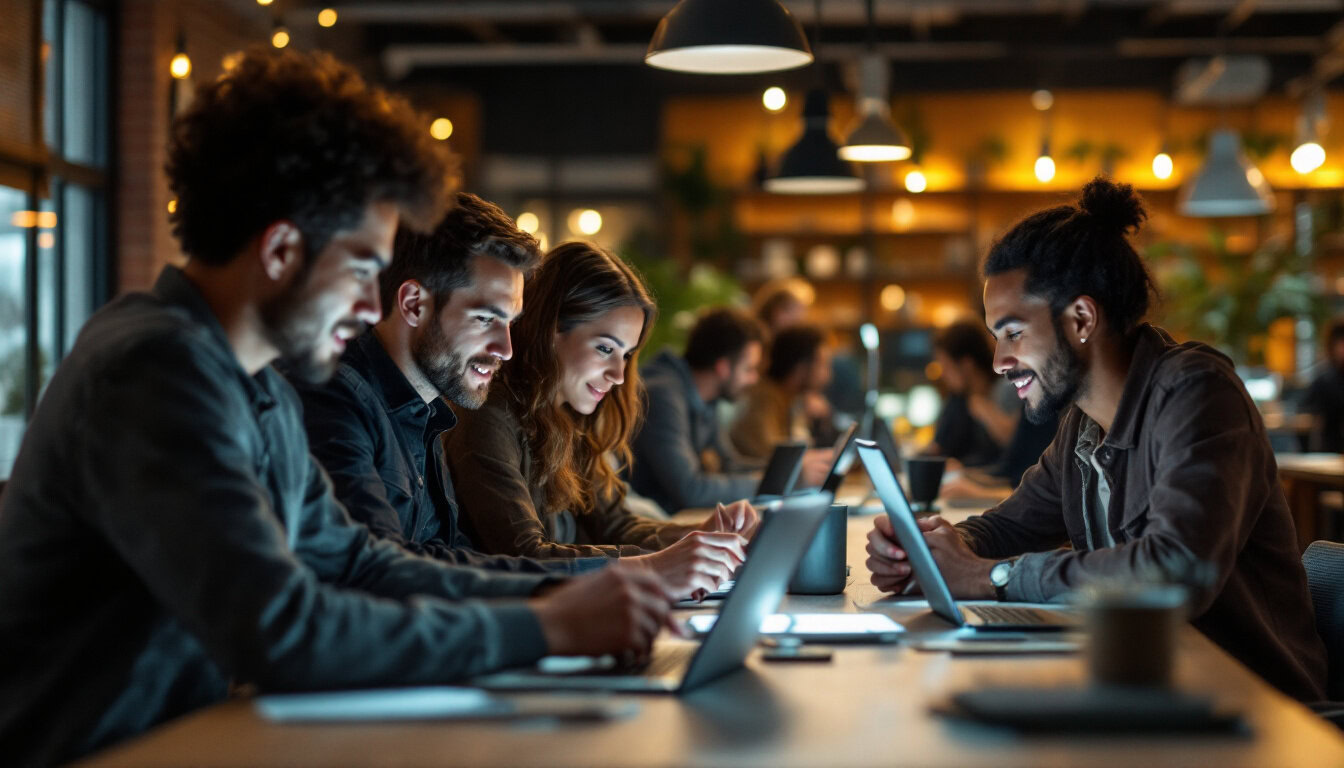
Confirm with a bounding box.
[115,0,266,293]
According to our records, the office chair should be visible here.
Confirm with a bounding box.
[1303,540,1344,728]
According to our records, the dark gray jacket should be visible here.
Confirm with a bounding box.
[287,332,606,574]
[959,325,1327,701]
[628,351,758,511]
[0,267,550,766]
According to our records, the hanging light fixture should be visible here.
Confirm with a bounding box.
[1152,144,1174,180]
[645,0,813,75]
[1032,90,1054,183]
[838,0,908,162]
[765,89,865,194]
[1291,89,1327,175]
[839,55,910,162]
[169,32,191,80]
[1179,128,1274,216]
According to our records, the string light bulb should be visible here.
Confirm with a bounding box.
[1152,151,1174,180]
[169,33,191,79]
[430,118,453,141]
[318,8,338,27]
[763,87,787,113]
[1034,153,1056,183]
[271,24,290,49]
[904,169,927,193]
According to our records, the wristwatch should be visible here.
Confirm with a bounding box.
[989,558,1017,601]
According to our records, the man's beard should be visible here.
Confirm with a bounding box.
[1008,316,1086,425]
[260,273,361,385]
[411,315,499,409]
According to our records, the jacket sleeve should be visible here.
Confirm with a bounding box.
[577,490,690,552]
[991,370,1270,614]
[955,415,1072,559]
[631,380,758,510]
[445,404,641,558]
[80,338,548,691]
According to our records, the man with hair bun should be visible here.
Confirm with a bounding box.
[865,177,1326,701]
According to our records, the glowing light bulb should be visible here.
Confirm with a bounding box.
[318,8,337,27]
[1034,155,1056,183]
[762,87,787,113]
[575,209,602,236]
[430,118,453,141]
[1152,152,1173,180]
[271,27,290,49]
[167,198,177,214]
[169,52,191,79]
[256,0,273,5]
[880,284,906,312]
[516,212,539,235]
[904,169,927,193]
[1291,142,1326,174]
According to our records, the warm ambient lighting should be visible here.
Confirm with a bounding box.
[763,86,787,113]
[222,52,242,72]
[10,211,57,228]
[574,209,602,236]
[880,284,906,312]
[318,8,338,27]
[1291,142,1326,174]
[1152,152,1174,180]
[430,118,453,141]
[167,198,178,214]
[1034,154,1056,183]
[645,0,813,75]
[256,0,273,5]
[515,212,539,235]
[170,52,191,80]
[904,169,927,193]
[271,26,290,49]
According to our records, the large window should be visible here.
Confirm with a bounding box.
[0,0,111,478]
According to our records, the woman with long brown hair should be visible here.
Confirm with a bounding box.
[445,241,756,597]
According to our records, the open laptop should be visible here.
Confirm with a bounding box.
[472,491,834,693]
[752,442,807,501]
[816,422,860,494]
[855,440,1077,631]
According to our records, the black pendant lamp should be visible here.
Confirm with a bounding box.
[645,0,814,75]
[764,89,864,194]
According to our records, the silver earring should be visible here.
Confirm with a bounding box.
[1080,337,1087,344]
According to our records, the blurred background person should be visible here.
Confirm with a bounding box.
[923,320,1020,469]
[1302,317,1344,453]
[730,325,835,481]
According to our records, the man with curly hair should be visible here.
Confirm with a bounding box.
[0,48,669,765]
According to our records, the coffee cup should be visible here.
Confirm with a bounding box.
[1084,584,1187,688]
[905,456,946,511]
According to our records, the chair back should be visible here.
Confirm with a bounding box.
[1304,540,1344,699]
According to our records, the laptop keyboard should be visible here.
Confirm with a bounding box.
[966,604,1053,626]
[605,644,698,677]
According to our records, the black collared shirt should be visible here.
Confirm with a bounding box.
[0,266,550,766]
[288,332,605,574]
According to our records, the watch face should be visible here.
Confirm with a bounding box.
[990,562,1012,587]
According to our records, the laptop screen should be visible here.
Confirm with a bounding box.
[754,443,807,498]
[854,441,964,627]
[820,422,861,494]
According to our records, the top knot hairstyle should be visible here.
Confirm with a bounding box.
[983,177,1157,337]
[167,47,457,266]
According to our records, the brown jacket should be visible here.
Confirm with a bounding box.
[959,325,1327,701]
[444,394,688,559]
[729,378,809,460]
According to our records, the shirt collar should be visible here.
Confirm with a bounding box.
[345,331,458,434]
[1104,324,1177,450]
[151,265,274,410]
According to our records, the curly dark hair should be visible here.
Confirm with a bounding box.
[684,307,766,372]
[934,321,995,378]
[766,325,824,382]
[381,192,541,314]
[166,47,456,266]
[983,176,1158,337]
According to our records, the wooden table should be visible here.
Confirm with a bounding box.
[79,510,1344,768]
[1277,453,1344,550]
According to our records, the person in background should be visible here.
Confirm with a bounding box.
[729,325,836,479]
[445,242,757,598]
[629,307,833,512]
[752,277,811,335]
[752,278,837,443]
[288,192,605,574]
[0,49,669,766]
[924,320,1020,469]
[1302,317,1344,453]
[865,177,1325,701]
